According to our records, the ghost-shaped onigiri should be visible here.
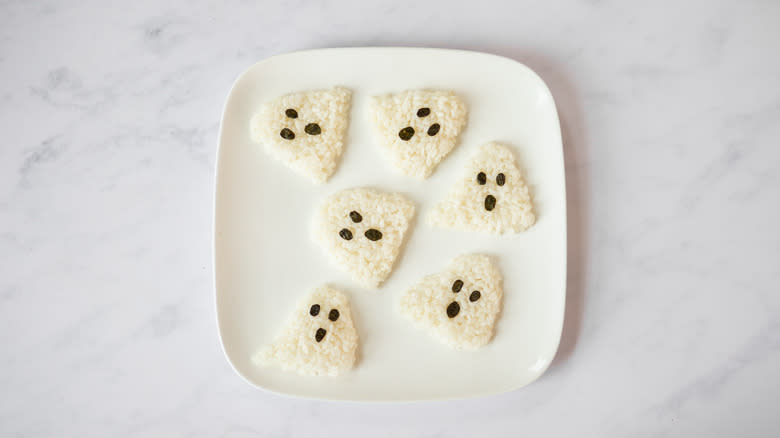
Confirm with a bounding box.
[312,188,415,288]
[369,89,467,179]
[250,87,352,183]
[253,286,358,376]
[400,254,503,350]
[429,142,535,233]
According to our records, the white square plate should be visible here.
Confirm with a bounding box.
[215,48,566,401]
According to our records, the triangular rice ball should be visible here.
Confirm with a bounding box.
[369,89,467,179]
[250,87,351,183]
[400,254,503,349]
[312,188,415,287]
[253,286,358,376]
[429,142,535,233]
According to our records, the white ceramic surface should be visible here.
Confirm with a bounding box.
[214,48,566,400]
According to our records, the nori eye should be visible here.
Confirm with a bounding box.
[446,301,460,318]
[469,291,481,302]
[349,211,362,223]
[417,107,431,117]
[496,173,506,186]
[280,128,295,140]
[328,309,340,321]
[310,304,320,316]
[427,123,440,136]
[398,127,415,141]
[477,172,487,185]
[364,229,382,241]
[484,195,496,211]
[285,108,298,119]
[304,123,321,135]
[452,280,463,292]
[339,228,353,240]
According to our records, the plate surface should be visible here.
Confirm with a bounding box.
[215,47,566,401]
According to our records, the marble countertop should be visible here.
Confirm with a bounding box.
[2,1,779,436]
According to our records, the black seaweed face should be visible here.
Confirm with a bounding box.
[308,303,341,343]
[339,210,383,243]
[445,278,482,319]
[397,107,442,141]
[279,108,322,140]
[475,171,508,212]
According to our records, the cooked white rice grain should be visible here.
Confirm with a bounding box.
[429,142,535,233]
[400,254,503,350]
[312,188,415,288]
[252,286,358,376]
[369,89,467,179]
[250,87,351,183]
